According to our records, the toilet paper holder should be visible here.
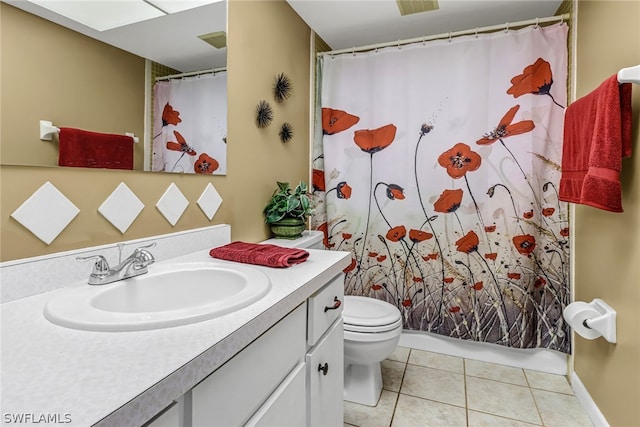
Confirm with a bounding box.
[563,298,617,344]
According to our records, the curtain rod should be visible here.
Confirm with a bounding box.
[318,13,570,57]
[155,66,227,82]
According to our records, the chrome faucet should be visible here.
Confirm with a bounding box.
[77,243,156,285]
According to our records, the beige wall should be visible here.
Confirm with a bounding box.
[573,1,640,426]
[0,0,311,262]
[0,4,146,169]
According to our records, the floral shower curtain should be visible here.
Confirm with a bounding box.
[152,72,227,175]
[312,23,570,352]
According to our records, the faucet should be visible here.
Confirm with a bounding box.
[77,243,156,285]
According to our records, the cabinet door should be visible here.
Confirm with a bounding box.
[307,274,344,347]
[306,320,344,427]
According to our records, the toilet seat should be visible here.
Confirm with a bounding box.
[343,296,402,333]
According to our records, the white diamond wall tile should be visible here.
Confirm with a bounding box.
[197,183,223,220]
[10,181,80,245]
[156,183,189,226]
[98,182,145,233]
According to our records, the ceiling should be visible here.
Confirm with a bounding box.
[286,0,563,51]
[3,0,563,73]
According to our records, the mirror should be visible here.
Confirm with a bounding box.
[0,0,226,173]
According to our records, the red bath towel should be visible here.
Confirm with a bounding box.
[209,242,310,268]
[58,127,134,170]
[559,75,633,212]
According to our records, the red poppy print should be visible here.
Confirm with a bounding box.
[162,103,181,126]
[413,277,423,283]
[368,251,379,258]
[507,58,554,98]
[434,189,464,213]
[443,277,454,284]
[455,231,479,254]
[484,253,498,261]
[343,257,357,273]
[476,105,535,145]
[449,306,461,313]
[337,181,352,199]
[438,143,481,179]
[409,229,433,243]
[484,225,496,232]
[376,255,387,262]
[371,284,383,291]
[386,184,405,200]
[513,234,536,255]
[523,210,534,219]
[472,282,484,291]
[560,228,570,237]
[542,207,555,217]
[322,108,360,135]
[316,223,331,248]
[507,272,522,280]
[354,124,397,154]
[194,153,219,174]
[166,131,196,155]
[402,299,412,308]
[312,169,325,192]
[386,225,407,242]
[534,277,547,288]
[423,253,439,261]
[342,233,352,240]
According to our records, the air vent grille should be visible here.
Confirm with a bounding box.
[198,31,227,49]
[396,0,439,16]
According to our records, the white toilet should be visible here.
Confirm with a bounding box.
[264,231,403,406]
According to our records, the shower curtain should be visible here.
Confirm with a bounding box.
[152,72,227,174]
[312,23,570,353]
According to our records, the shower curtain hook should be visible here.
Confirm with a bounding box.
[422,36,426,46]
[397,39,401,50]
[534,17,540,28]
[504,22,510,33]
[475,27,479,38]
[448,31,452,43]
[352,47,356,56]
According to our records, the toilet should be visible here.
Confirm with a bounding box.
[264,230,403,406]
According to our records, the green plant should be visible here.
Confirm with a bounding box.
[263,181,313,224]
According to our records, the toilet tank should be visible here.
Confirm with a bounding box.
[262,230,325,250]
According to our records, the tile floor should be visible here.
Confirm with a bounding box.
[344,346,594,427]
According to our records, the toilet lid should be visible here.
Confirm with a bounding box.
[343,296,401,329]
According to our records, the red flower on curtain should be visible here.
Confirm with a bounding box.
[437,143,481,179]
[342,232,352,240]
[354,124,397,154]
[386,184,405,200]
[433,189,464,213]
[336,182,352,199]
[423,253,439,261]
[402,299,412,308]
[455,231,479,253]
[508,272,522,280]
[484,225,496,232]
[312,169,326,192]
[166,131,196,155]
[484,253,498,261]
[472,282,484,291]
[377,255,387,262]
[162,103,181,126]
[534,277,547,288]
[371,284,383,291]
[194,153,219,174]
[476,105,535,145]
[322,108,360,135]
[409,229,433,243]
[386,225,407,242]
[542,207,555,217]
[343,257,357,273]
[560,228,570,237]
[513,234,536,255]
[507,58,553,98]
[523,210,534,219]
[449,306,461,313]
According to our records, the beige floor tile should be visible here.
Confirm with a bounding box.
[465,359,528,386]
[532,389,594,427]
[466,376,541,425]
[408,349,464,374]
[468,410,541,426]
[524,370,574,395]
[344,390,398,427]
[388,345,411,363]
[382,359,406,392]
[391,394,467,427]
[400,364,466,407]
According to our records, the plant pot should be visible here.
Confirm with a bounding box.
[269,217,306,240]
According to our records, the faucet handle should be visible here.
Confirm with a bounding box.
[76,254,110,276]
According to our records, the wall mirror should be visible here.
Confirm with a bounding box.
[0,0,227,174]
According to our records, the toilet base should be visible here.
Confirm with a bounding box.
[344,362,383,406]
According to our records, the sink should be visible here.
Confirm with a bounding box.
[44,261,271,332]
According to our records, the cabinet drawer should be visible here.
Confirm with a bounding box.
[192,303,306,427]
[306,320,344,427]
[307,274,344,346]
[245,362,306,427]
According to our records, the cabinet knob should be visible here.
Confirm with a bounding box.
[318,362,329,375]
[324,296,342,313]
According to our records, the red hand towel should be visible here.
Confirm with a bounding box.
[559,75,633,212]
[58,127,134,170]
[209,242,310,268]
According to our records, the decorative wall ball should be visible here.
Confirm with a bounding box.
[256,100,273,128]
[279,122,294,143]
[273,73,293,103]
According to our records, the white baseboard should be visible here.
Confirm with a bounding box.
[571,372,610,427]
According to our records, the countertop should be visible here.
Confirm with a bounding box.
[0,248,351,426]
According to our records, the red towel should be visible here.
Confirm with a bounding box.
[58,127,134,170]
[559,75,633,212]
[209,242,310,268]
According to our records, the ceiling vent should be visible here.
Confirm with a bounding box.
[198,31,227,49]
[396,0,439,16]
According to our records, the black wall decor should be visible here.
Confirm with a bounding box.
[273,73,292,103]
[279,122,294,143]
[256,100,273,128]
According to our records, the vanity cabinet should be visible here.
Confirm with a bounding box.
[186,273,345,427]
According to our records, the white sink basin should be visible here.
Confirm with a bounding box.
[44,261,271,332]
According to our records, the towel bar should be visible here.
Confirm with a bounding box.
[617,64,640,85]
[39,120,139,143]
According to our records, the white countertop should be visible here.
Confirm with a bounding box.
[1,248,351,427]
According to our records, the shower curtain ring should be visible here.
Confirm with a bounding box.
[504,22,509,33]
[448,31,452,43]
[475,28,479,38]
[352,47,355,56]
[397,40,401,49]
[534,17,539,28]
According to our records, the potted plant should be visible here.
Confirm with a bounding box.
[263,181,313,239]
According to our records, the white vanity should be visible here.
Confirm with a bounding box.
[0,225,351,426]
